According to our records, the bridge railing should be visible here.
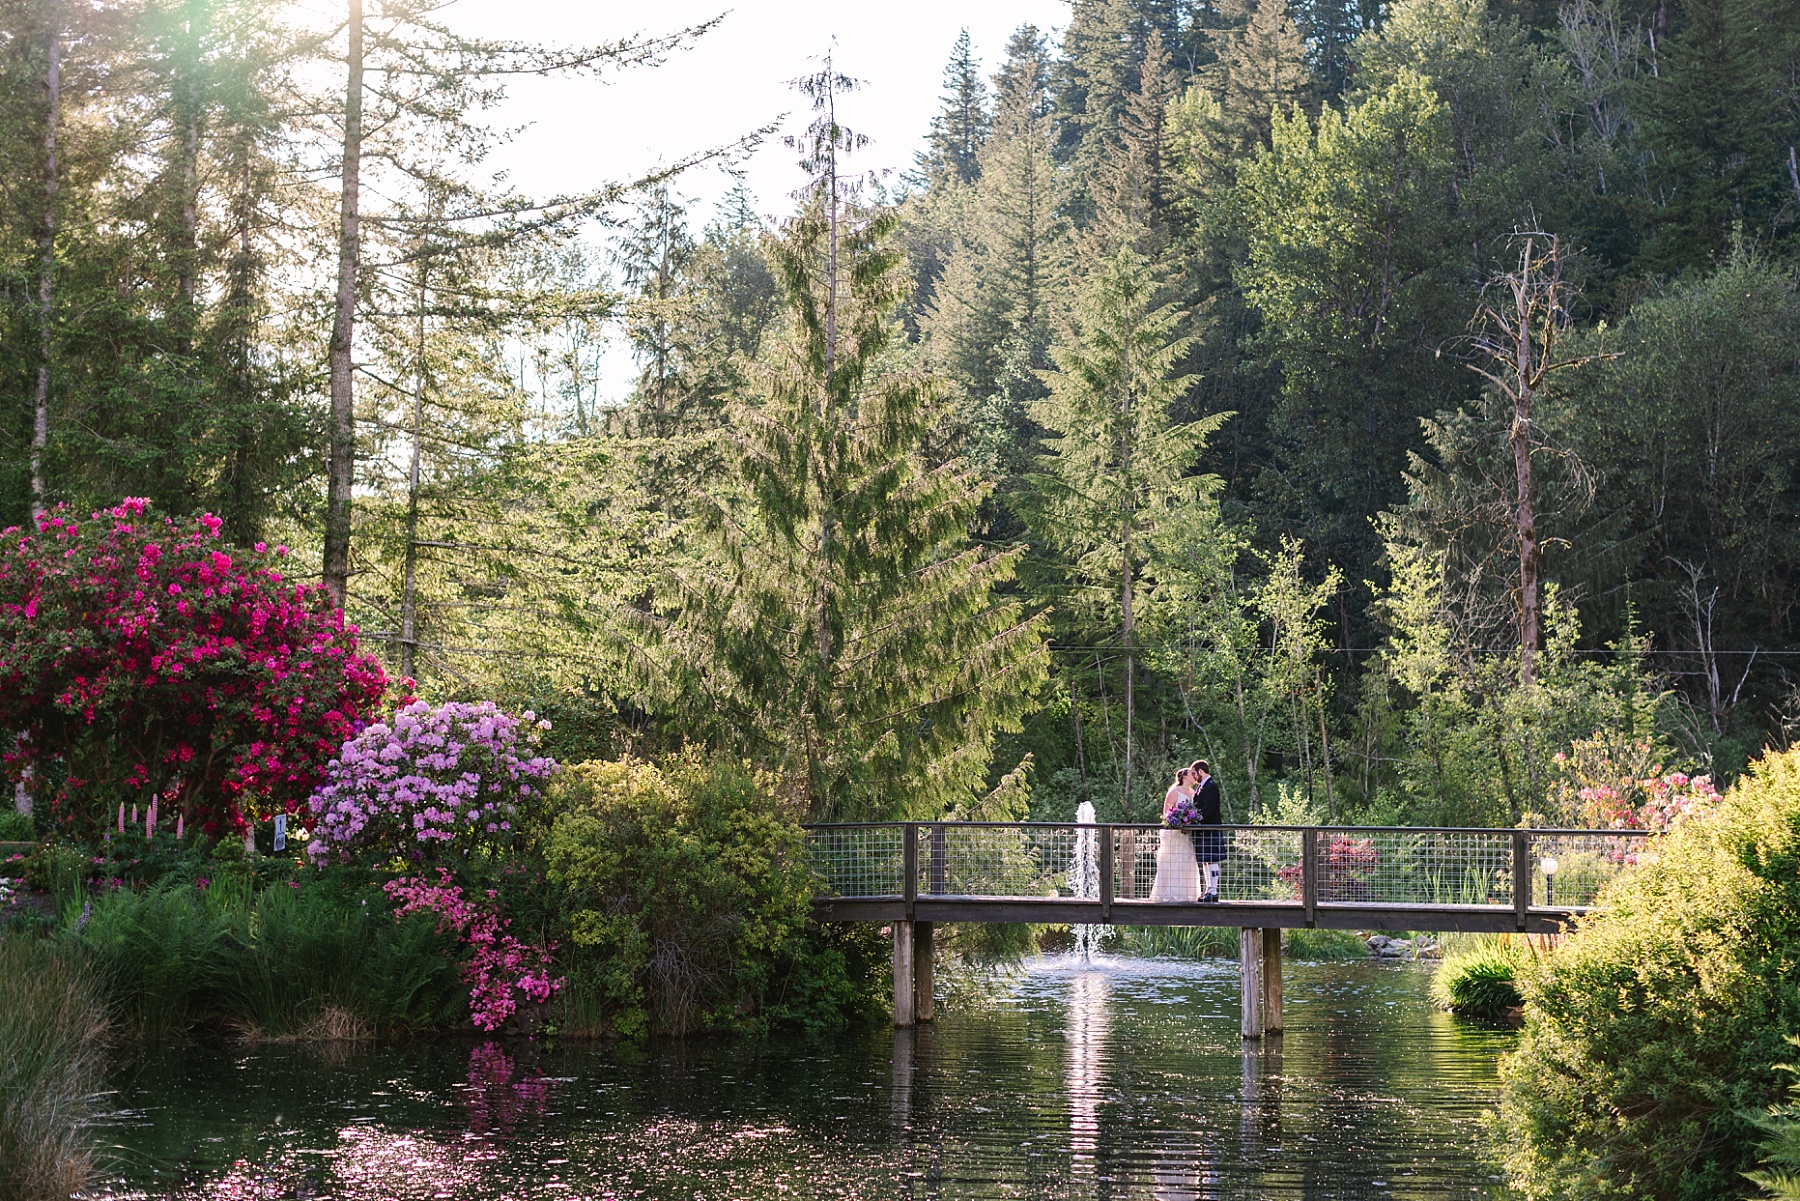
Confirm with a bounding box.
[802,822,1653,913]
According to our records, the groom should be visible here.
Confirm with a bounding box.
[1192,760,1224,903]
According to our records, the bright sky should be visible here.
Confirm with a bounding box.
[452,0,1071,225]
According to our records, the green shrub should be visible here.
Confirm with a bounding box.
[23,842,87,910]
[1431,937,1525,1017]
[225,879,465,1036]
[0,808,35,841]
[1745,1036,1800,1199]
[1498,747,1800,1200]
[0,937,109,1201]
[545,754,873,1036]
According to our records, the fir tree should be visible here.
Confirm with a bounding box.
[660,68,1049,821]
[918,29,990,187]
[1025,229,1226,816]
[1203,0,1314,156]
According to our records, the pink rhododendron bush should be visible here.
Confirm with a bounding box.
[0,500,388,838]
[384,870,563,1030]
[308,699,558,865]
[1545,731,1721,831]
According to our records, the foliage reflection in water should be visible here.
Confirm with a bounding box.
[93,956,1510,1199]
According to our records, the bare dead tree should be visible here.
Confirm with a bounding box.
[1467,233,1616,688]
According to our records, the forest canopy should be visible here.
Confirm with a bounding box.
[3,0,1797,825]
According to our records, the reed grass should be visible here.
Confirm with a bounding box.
[1431,935,1527,1018]
[1118,925,1368,960]
[0,937,110,1201]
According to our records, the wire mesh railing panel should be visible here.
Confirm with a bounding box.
[1313,829,1515,907]
[923,824,1079,898]
[804,824,1652,909]
[805,826,905,897]
[1529,832,1651,908]
[1111,827,1157,900]
[1221,827,1304,902]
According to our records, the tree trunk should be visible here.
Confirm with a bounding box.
[1122,530,1134,818]
[1071,677,1089,802]
[400,252,427,681]
[1511,258,1540,689]
[174,0,203,357]
[322,0,364,606]
[29,5,60,519]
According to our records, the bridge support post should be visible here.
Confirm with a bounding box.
[1261,928,1283,1034]
[914,920,934,1022]
[1239,928,1263,1039]
[893,919,916,1027]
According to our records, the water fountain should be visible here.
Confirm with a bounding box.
[1070,801,1105,959]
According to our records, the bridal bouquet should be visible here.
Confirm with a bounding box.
[1163,797,1202,828]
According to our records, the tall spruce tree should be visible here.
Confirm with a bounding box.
[659,66,1048,820]
[919,29,990,187]
[1025,225,1225,816]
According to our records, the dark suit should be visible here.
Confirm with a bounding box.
[1193,776,1225,864]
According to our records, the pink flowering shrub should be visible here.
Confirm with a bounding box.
[0,500,388,838]
[307,699,558,865]
[1547,732,1722,831]
[383,870,563,1031]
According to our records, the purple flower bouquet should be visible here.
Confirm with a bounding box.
[1164,797,1202,828]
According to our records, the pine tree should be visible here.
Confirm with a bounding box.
[918,29,990,187]
[659,68,1048,820]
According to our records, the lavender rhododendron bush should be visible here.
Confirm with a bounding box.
[0,500,388,838]
[308,699,558,865]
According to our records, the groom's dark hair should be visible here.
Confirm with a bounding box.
[1191,759,1210,776]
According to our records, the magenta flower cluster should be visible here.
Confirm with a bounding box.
[307,699,557,863]
[0,499,388,838]
[383,870,563,1031]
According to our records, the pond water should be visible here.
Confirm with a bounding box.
[91,954,1514,1200]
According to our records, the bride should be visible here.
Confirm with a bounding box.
[1148,767,1201,902]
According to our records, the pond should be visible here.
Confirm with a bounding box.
[90,954,1514,1200]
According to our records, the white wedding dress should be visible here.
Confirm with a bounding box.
[1148,788,1201,902]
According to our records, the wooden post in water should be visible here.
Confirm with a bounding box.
[914,920,934,1022]
[893,919,916,1027]
[1261,928,1283,1034]
[1239,927,1264,1039]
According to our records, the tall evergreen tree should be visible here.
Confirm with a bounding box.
[1025,228,1225,816]
[918,29,990,187]
[658,67,1048,820]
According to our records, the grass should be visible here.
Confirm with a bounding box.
[1117,925,1368,960]
[0,937,109,1201]
[1431,935,1528,1018]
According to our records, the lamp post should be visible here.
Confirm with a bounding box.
[1541,856,1559,907]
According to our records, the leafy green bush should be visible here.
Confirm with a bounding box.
[545,755,875,1036]
[1431,937,1525,1017]
[0,808,34,841]
[0,937,108,1201]
[1498,747,1800,1200]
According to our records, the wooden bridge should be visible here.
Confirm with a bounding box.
[804,821,1650,1038]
